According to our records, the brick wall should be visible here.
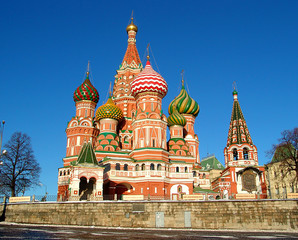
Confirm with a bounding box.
[2,200,297,230]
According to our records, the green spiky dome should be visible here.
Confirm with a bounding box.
[73,73,99,103]
[168,108,186,126]
[168,81,199,117]
[96,97,123,121]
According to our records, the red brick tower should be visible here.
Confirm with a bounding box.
[64,68,100,166]
[130,56,168,161]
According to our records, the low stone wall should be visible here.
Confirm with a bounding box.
[2,200,297,231]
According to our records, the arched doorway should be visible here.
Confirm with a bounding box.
[115,183,132,200]
[79,177,96,201]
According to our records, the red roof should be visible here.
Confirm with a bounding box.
[131,60,168,98]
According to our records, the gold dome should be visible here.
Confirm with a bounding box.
[126,17,138,33]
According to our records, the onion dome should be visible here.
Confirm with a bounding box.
[168,108,186,127]
[74,72,99,103]
[131,58,168,98]
[95,96,123,121]
[233,89,238,100]
[126,17,138,33]
[168,80,199,117]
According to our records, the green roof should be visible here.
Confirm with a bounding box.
[271,143,296,163]
[74,142,98,166]
[200,155,225,171]
[227,92,253,146]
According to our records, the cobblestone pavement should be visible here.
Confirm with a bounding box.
[0,223,297,240]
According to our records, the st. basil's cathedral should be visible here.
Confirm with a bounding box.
[57,18,267,201]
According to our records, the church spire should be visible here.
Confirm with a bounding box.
[227,90,253,147]
[224,88,258,166]
[121,15,142,69]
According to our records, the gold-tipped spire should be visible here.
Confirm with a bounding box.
[181,70,184,87]
[232,81,238,97]
[146,43,150,60]
[126,11,138,33]
[109,82,112,96]
[86,61,90,77]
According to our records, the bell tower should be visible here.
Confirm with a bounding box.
[224,89,258,167]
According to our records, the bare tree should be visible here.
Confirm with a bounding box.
[268,127,298,184]
[0,132,40,197]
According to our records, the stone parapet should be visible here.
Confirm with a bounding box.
[2,200,297,231]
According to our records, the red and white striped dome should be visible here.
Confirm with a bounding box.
[131,59,168,98]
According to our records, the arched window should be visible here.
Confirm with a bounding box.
[135,164,139,171]
[64,170,66,176]
[141,164,146,171]
[233,148,238,160]
[124,136,129,143]
[243,148,249,160]
[124,164,128,171]
[193,171,196,177]
[176,167,179,173]
[203,173,206,179]
[60,171,62,176]
[157,164,161,171]
[116,163,120,170]
[185,167,188,173]
[67,169,70,175]
[150,163,155,170]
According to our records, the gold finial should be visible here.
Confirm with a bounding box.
[146,44,150,60]
[126,11,138,33]
[109,82,112,96]
[86,61,90,77]
[181,70,184,86]
[232,81,238,97]
[233,81,237,90]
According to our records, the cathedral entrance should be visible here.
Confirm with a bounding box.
[115,183,132,200]
[103,181,132,200]
[79,177,96,201]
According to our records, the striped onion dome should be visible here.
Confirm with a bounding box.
[74,72,99,103]
[131,58,168,98]
[95,96,123,121]
[168,107,186,127]
[168,80,199,117]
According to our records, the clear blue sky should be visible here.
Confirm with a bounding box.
[1,1,297,196]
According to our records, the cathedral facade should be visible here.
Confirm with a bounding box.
[57,18,268,201]
[57,18,201,201]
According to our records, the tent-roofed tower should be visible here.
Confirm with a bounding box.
[211,89,267,200]
[112,16,143,150]
[224,90,258,166]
